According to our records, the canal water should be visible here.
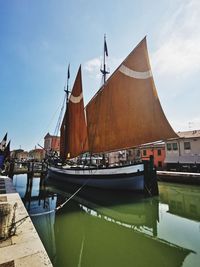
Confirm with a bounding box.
[13,174,200,267]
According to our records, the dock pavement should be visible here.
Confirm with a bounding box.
[0,175,52,267]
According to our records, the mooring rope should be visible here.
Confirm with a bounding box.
[0,203,30,241]
[1,180,89,241]
[30,179,89,217]
[144,184,152,197]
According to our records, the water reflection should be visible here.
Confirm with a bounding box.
[13,174,60,261]
[13,175,200,267]
[159,182,200,222]
[51,183,191,267]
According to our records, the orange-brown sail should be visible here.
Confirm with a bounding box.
[60,66,88,159]
[86,37,177,154]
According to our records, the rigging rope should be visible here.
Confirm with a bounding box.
[35,95,65,146]
[54,95,66,136]
[2,179,89,240]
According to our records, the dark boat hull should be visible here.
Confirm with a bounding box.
[48,163,145,191]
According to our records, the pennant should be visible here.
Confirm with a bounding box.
[0,133,7,151]
[104,40,108,57]
[67,64,70,79]
[4,140,11,159]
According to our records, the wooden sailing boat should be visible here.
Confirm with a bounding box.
[48,37,177,194]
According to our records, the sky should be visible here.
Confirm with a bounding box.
[0,0,200,151]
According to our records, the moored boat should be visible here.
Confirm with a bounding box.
[48,36,177,194]
[48,162,144,191]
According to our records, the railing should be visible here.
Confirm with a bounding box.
[11,161,48,175]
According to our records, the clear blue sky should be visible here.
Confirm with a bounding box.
[1,0,200,151]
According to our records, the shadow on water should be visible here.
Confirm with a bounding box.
[13,174,198,267]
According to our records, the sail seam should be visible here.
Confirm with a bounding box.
[119,64,152,79]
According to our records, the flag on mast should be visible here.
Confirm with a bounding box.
[67,64,70,79]
[104,39,108,57]
[0,133,7,151]
[4,140,11,159]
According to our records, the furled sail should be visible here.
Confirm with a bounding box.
[60,66,88,159]
[86,37,177,154]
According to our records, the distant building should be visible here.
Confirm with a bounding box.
[165,130,200,172]
[29,148,45,161]
[44,133,60,156]
[136,141,166,170]
[16,151,29,161]
[11,149,29,161]
[107,141,165,170]
[108,150,128,166]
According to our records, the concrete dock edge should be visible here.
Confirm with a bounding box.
[0,176,53,267]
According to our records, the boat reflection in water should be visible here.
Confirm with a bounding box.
[50,182,193,267]
[14,175,200,267]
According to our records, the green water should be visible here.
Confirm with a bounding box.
[13,175,200,267]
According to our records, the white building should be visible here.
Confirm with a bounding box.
[165,130,200,172]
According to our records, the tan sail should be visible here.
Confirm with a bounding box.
[60,66,88,159]
[86,37,177,154]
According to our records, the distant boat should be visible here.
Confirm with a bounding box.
[48,36,177,194]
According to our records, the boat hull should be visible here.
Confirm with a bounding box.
[47,164,145,191]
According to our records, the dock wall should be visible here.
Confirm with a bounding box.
[0,176,52,267]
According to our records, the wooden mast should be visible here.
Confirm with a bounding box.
[64,64,70,103]
[60,64,70,161]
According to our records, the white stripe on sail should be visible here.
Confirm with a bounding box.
[119,64,152,79]
[70,93,83,103]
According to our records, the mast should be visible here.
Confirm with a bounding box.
[100,34,109,84]
[64,64,70,103]
[100,35,109,165]
[60,64,70,161]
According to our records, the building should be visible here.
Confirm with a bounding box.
[108,150,128,166]
[44,133,60,156]
[29,148,45,161]
[136,141,166,170]
[11,149,29,161]
[107,141,165,170]
[165,130,200,172]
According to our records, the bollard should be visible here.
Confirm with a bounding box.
[0,202,13,240]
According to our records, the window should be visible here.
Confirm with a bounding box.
[143,150,146,156]
[128,150,132,156]
[158,161,162,167]
[172,143,178,150]
[136,150,140,157]
[184,142,191,150]
[167,143,171,151]
[157,149,161,156]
